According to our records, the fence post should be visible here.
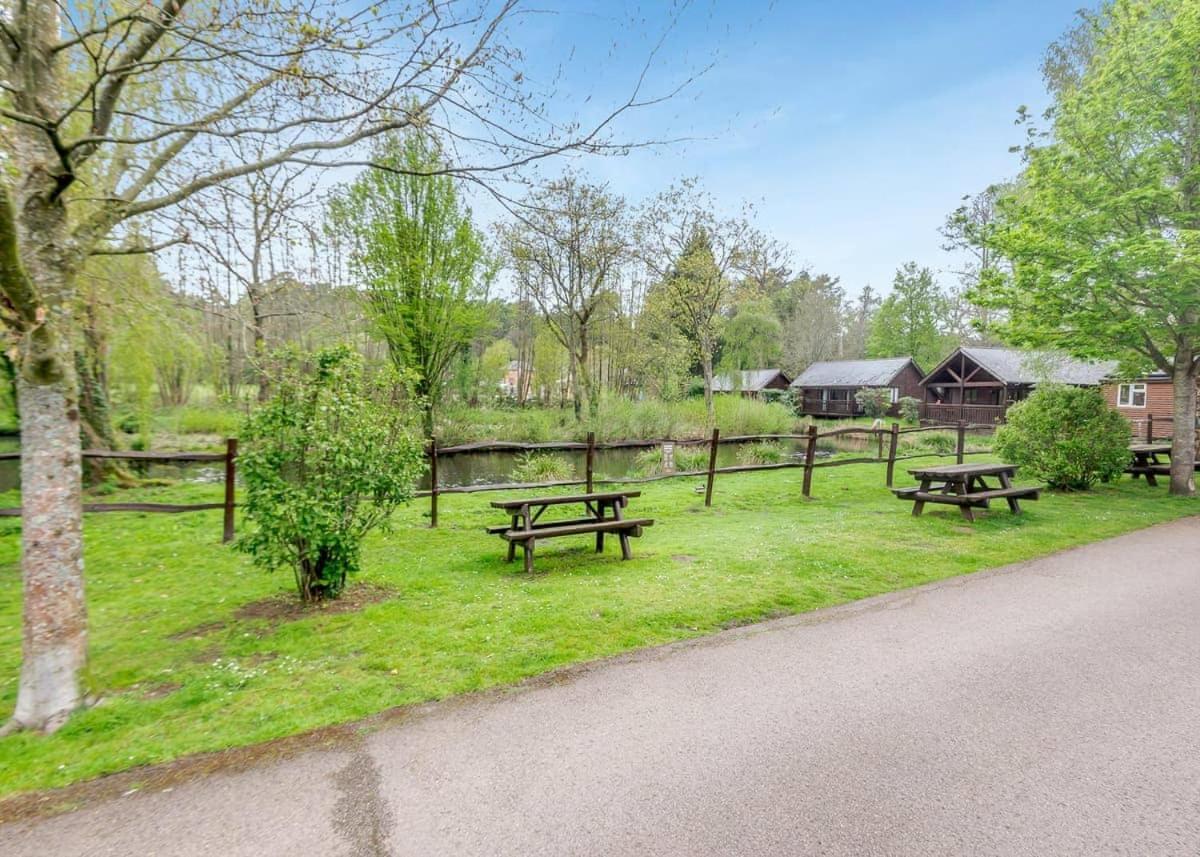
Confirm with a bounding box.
[704,427,719,507]
[585,431,595,493]
[876,428,884,459]
[222,437,237,543]
[1146,413,1154,443]
[886,422,900,487]
[802,423,818,498]
[956,420,966,464]
[429,436,439,528]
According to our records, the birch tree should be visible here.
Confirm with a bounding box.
[0,0,687,733]
[500,175,629,420]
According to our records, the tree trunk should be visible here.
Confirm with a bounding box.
[8,375,86,733]
[701,349,715,425]
[1169,348,1197,496]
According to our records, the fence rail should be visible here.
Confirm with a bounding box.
[0,439,239,542]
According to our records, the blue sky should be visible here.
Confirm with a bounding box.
[501,0,1089,297]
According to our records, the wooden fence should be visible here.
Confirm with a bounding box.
[0,422,998,537]
[0,439,239,542]
[421,421,998,526]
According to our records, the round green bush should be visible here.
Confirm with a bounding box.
[993,385,1130,490]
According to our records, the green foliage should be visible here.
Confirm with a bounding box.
[632,444,710,477]
[736,441,788,465]
[719,305,782,372]
[435,395,798,445]
[327,132,491,432]
[994,386,1131,490]
[867,262,951,369]
[898,396,921,423]
[509,451,575,484]
[917,431,956,455]
[975,0,1200,492]
[238,346,426,602]
[854,387,892,419]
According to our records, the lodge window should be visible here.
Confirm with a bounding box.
[1118,383,1146,408]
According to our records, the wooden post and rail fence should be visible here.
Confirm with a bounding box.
[0,421,1005,535]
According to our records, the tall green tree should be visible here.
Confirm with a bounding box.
[652,228,727,422]
[719,304,782,372]
[866,262,949,369]
[978,0,1200,495]
[329,134,490,436]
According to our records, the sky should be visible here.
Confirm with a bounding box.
[493,0,1090,297]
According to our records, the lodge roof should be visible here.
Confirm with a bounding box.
[711,368,790,392]
[789,357,917,388]
[923,346,1116,386]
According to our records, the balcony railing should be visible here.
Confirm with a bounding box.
[920,403,1008,425]
[799,398,859,416]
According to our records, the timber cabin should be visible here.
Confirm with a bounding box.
[920,346,1115,424]
[790,357,924,417]
[1101,370,1186,440]
[710,369,792,399]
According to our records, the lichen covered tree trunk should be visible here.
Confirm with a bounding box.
[8,374,86,733]
[1169,348,1197,496]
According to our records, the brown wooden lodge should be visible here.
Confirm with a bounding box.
[792,346,1117,424]
[919,347,1115,424]
[790,357,925,417]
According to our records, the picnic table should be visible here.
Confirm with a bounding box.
[1127,443,1172,486]
[487,491,654,573]
[892,462,1039,522]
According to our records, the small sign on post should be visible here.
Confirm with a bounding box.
[662,442,675,473]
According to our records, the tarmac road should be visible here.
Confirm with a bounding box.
[3,516,1198,856]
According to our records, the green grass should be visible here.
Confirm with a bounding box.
[436,394,800,444]
[0,461,1195,799]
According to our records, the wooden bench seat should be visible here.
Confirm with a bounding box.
[485,516,602,535]
[501,518,654,541]
[891,486,920,498]
[965,486,1040,501]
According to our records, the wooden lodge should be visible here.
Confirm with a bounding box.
[1101,370,1194,440]
[790,357,924,417]
[920,346,1115,425]
[711,369,791,399]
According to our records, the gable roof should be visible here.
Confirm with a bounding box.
[790,357,917,388]
[923,346,1117,386]
[711,368,790,392]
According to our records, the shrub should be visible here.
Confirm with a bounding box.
[736,441,788,465]
[675,445,710,472]
[993,385,1131,490]
[238,347,426,602]
[510,451,574,483]
[897,396,921,423]
[854,387,893,419]
[919,431,956,455]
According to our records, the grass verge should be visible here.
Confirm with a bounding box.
[0,459,1195,799]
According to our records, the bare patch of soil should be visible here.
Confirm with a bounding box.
[141,682,182,700]
[233,582,395,625]
[672,554,697,563]
[167,621,226,641]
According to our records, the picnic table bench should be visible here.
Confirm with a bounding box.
[1127,443,1173,486]
[488,491,653,573]
[892,463,1039,522]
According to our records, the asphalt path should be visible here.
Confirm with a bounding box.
[3,517,1198,856]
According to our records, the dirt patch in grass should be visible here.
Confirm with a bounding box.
[167,620,226,641]
[233,582,395,625]
[140,682,182,700]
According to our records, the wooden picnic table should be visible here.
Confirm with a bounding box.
[892,462,1039,522]
[488,491,654,573]
[1127,443,1173,486]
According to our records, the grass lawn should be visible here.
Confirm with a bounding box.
[0,458,1195,800]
